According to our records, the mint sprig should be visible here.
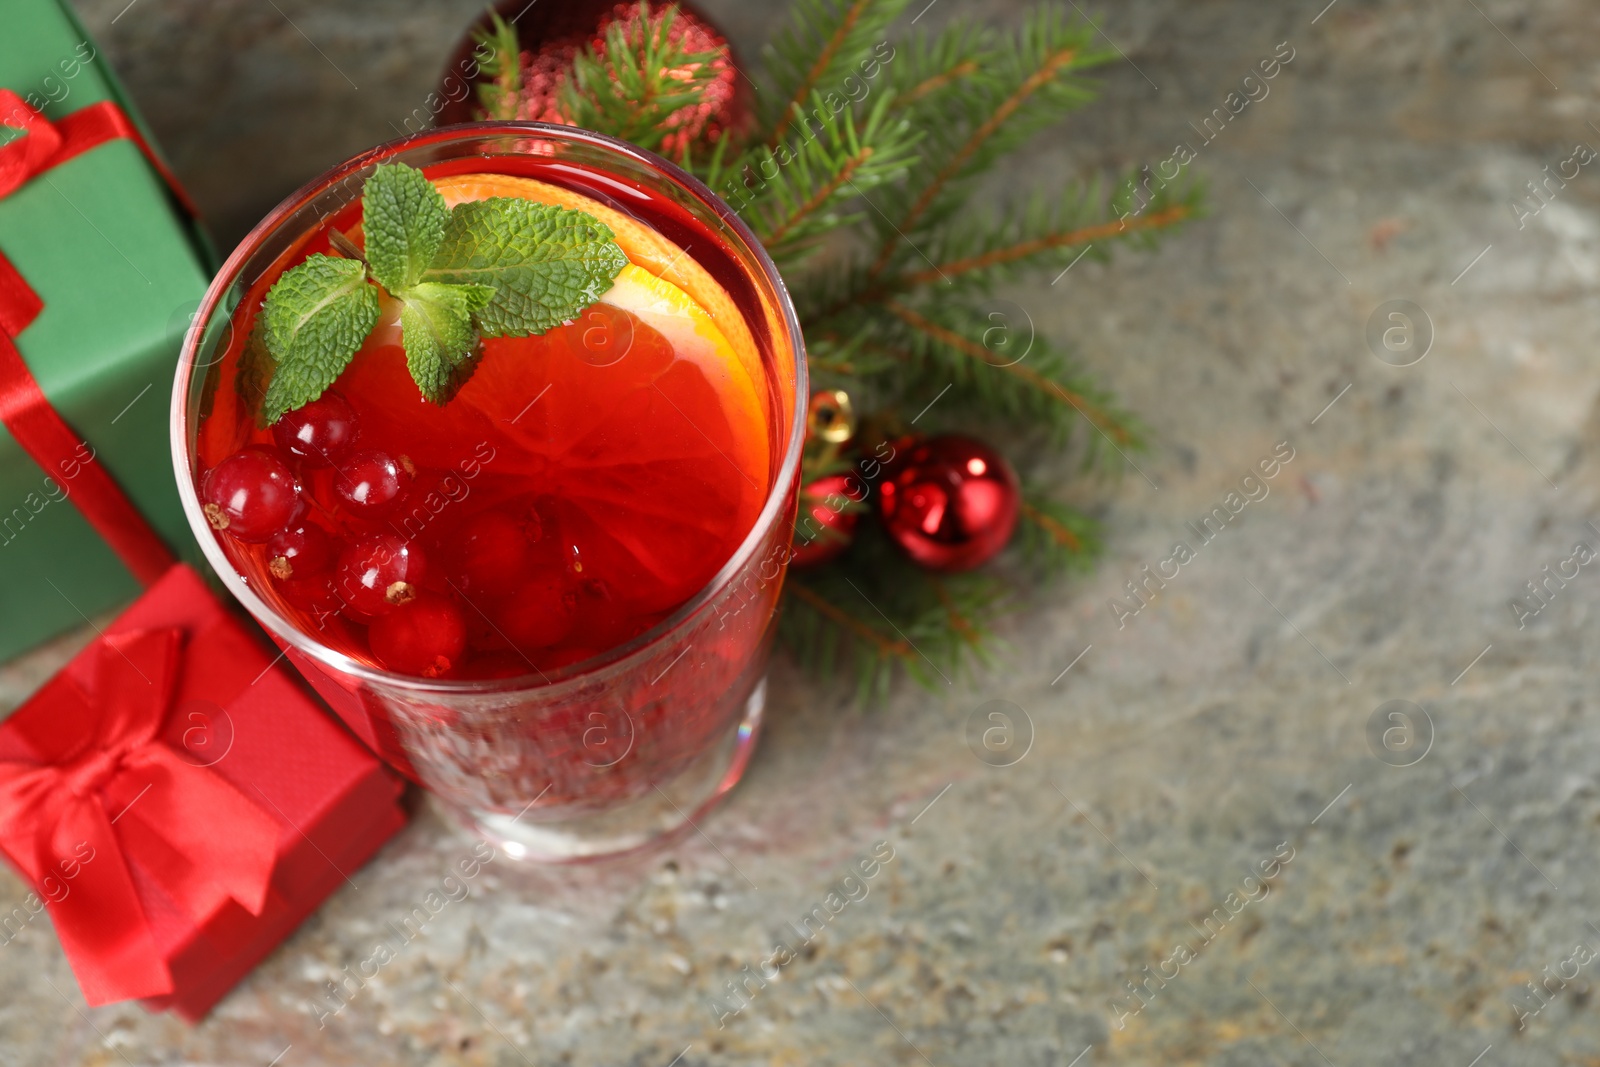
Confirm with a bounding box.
[256,161,628,424]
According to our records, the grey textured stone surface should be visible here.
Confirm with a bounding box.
[4,0,1600,1063]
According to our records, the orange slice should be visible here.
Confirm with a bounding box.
[430,171,767,398]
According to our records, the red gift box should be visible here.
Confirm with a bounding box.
[0,564,407,1021]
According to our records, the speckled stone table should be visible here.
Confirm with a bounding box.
[4,1,1600,1064]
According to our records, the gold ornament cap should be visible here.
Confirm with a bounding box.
[807,389,856,445]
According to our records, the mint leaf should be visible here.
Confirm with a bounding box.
[259,254,380,424]
[423,198,628,337]
[254,173,628,421]
[399,281,495,404]
[363,162,449,293]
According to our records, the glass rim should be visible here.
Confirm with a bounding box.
[169,121,809,697]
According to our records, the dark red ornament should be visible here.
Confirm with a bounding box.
[435,0,750,158]
[791,473,861,568]
[877,436,1021,573]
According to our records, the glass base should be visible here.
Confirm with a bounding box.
[451,676,766,863]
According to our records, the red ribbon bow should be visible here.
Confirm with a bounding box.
[0,629,278,1004]
[0,86,196,586]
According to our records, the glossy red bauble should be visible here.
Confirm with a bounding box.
[433,0,751,157]
[877,435,1021,573]
[790,473,861,567]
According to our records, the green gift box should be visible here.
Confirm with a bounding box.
[0,0,213,662]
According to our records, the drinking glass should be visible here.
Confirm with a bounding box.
[170,124,806,861]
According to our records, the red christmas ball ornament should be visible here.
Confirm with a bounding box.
[436,0,750,157]
[790,390,862,567]
[877,435,1021,573]
[792,473,861,568]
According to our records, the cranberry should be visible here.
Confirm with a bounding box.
[336,534,428,618]
[333,450,411,516]
[266,523,338,580]
[496,572,576,649]
[450,510,532,593]
[272,392,359,465]
[201,447,303,543]
[369,593,467,677]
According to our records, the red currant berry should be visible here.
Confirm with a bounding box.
[201,447,303,543]
[271,392,359,465]
[266,523,338,580]
[369,593,467,678]
[336,534,428,618]
[333,450,411,516]
[277,572,342,615]
[450,510,532,593]
[496,572,576,649]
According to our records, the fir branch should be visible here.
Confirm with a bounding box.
[894,59,982,108]
[882,17,996,115]
[766,145,873,245]
[561,1,725,160]
[932,579,982,645]
[798,175,1197,327]
[807,329,899,384]
[1016,494,1102,574]
[1022,501,1082,553]
[784,528,1006,699]
[761,0,913,146]
[471,10,523,121]
[890,46,1080,239]
[906,199,1198,288]
[871,9,1113,274]
[882,300,1141,448]
[788,581,911,660]
[811,354,858,375]
[791,255,882,332]
[735,94,919,270]
[768,0,871,147]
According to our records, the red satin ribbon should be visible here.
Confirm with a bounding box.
[0,629,279,1005]
[0,88,194,585]
[0,90,197,215]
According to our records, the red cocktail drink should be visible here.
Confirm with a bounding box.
[173,127,804,860]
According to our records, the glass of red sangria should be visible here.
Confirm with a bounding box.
[170,124,804,861]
